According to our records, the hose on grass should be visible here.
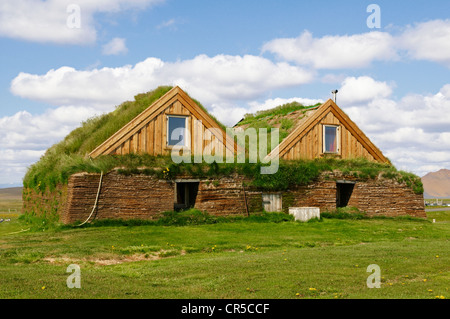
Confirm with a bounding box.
[6,228,30,235]
[76,171,103,227]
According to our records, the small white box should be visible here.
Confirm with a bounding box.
[289,207,320,222]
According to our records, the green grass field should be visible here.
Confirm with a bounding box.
[0,210,448,299]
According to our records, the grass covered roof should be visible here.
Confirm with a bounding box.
[23,86,423,195]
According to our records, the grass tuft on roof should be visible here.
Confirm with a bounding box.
[238,101,321,126]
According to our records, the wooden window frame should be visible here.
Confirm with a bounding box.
[322,124,340,154]
[166,115,190,149]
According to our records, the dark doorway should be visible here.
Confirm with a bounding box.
[174,181,199,211]
[336,181,355,208]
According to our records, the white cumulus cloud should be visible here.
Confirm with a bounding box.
[262,20,450,69]
[0,0,164,44]
[10,54,314,109]
[337,76,393,105]
[398,19,450,67]
[262,30,398,69]
[102,37,128,55]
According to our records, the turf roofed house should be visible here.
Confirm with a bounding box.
[22,86,426,224]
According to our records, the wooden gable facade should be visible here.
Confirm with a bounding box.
[89,86,236,158]
[267,99,389,163]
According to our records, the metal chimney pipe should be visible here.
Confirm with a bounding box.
[331,90,338,103]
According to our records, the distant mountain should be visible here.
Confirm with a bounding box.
[422,169,450,198]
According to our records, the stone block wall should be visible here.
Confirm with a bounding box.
[194,175,262,216]
[347,178,426,217]
[285,172,426,218]
[23,169,426,224]
[62,171,175,224]
[289,180,338,213]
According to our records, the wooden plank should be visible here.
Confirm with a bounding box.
[284,147,290,160]
[302,135,308,159]
[313,125,319,158]
[352,134,358,158]
[307,129,312,160]
[295,139,300,160]
[189,115,194,153]
[346,130,352,158]
[362,148,368,159]
[134,132,139,153]
[186,116,193,156]
[141,126,147,154]
[202,125,206,155]
[131,135,136,153]
[174,101,182,114]
[154,114,162,155]
[162,113,168,156]
[340,126,346,158]
[182,103,190,115]
[211,133,216,156]
[333,112,338,124]
[147,121,154,155]
[122,139,130,154]
[168,102,175,114]
[325,111,333,123]
[193,118,201,156]
[129,134,134,153]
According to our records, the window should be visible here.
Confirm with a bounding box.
[167,116,188,147]
[323,125,339,153]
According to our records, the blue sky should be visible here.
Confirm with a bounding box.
[1,0,450,187]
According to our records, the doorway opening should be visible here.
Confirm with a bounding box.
[336,181,355,208]
[174,180,199,211]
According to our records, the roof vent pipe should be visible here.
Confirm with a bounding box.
[331,90,338,103]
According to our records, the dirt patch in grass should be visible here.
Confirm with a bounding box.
[43,249,186,266]
[43,255,158,266]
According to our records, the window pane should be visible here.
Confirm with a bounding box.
[168,117,186,146]
[325,126,337,153]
